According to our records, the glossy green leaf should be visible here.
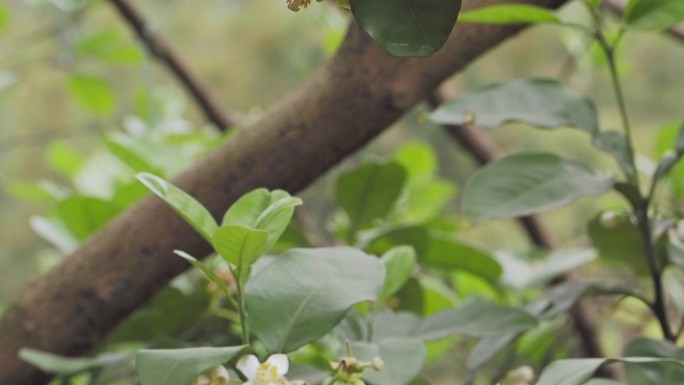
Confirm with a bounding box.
[625,0,684,30]
[430,79,599,135]
[624,338,684,385]
[424,236,502,283]
[222,188,302,252]
[56,196,121,240]
[136,346,245,385]
[20,349,128,376]
[411,300,538,340]
[67,74,115,115]
[350,0,462,57]
[211,225,269,267]
[537,357,684,385]
[462,152,612,222]
[245,247,385,353]
[75,29,143,65]
[379,246,417,301]
[365,226,431,256]
[523,248,597,288]
[458,4,560,24]
[336,162,406,234]
[136,173,218,243]
[351,340,426,385]
[398,180,456,224]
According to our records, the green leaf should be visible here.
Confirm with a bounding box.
[430,79,599,135]
[4,180,61,203]
[462,152,612,222]
[398,180,456,224]
[523,248,597,287]
[105,135,163,175]
[424,236,502,283]
[245,247,385,353]
[594,131,634,176]
[47,140,84,178]
[458,4,560,24]
[675,122,684,154]
[55,196,121,240]
[349,0,462,57]
[625,0,684,30]
[20,349,128,376]
[136,346,245,385]
[379,246,417,301]
[350,340,426,385]
[222,188,302,252]
[537,357,684,385]
[393,142,437,183]
[0,5,10,33]
[75,29,143,65]
[587,211,649,273]
[136,173,218,243]
[365,226,431,256]
[67,74,115,115]
[211,225,269,267]
[624,338,684,385]
[336,162,407,234]
[411,300,539,340]
[174,250,231,294]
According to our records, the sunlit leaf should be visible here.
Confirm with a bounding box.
[136,346,245,385]
[245,247,385,353]
[222,188,302,253]
[76,29,144,65]
[458,4,560,24]
[350,0,462,57]
[67,74,115,115]
[625,0,684,30]
[136,173,218,243]
[462,152,612,222]
[211,225,269,267]
[430,79,599,135]
[55,196,121,240]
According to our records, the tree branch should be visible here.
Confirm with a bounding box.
[0,1,569,383]
[108,0,237,130]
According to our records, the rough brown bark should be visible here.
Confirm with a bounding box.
[0,1,568,384]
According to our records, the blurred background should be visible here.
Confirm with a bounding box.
[1,0,683,380]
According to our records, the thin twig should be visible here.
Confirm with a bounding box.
[107,0,237,130]
[428,88,618,378]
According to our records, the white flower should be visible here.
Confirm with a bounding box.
[191,365,230,385]
[237,354,290,385]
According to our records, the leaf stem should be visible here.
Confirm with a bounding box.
[634,204,675,341]
[589,8,638,186]
[589,6,674,342]
[231,266,251,346]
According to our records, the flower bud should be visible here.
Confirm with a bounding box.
[371,357,384,371]
[209,365,230,385]
[191,374,211,385]
[504,365,534,385]
[599,210,619,229]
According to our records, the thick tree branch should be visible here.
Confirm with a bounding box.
[0,1,568,384]
[430,88,616,377]
[108,0,237,129]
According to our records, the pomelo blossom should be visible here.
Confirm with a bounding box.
[191,365,230,385]
[237,354,305,385]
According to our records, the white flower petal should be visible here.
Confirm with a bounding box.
[191,374,212,385]
[209,365,230,385]
[266,354,289,377]
[237,354,260,380]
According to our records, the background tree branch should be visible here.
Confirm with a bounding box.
[108,0,237,129]
[0,1,568,384]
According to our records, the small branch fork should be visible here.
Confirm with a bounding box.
[107,0,237,130]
